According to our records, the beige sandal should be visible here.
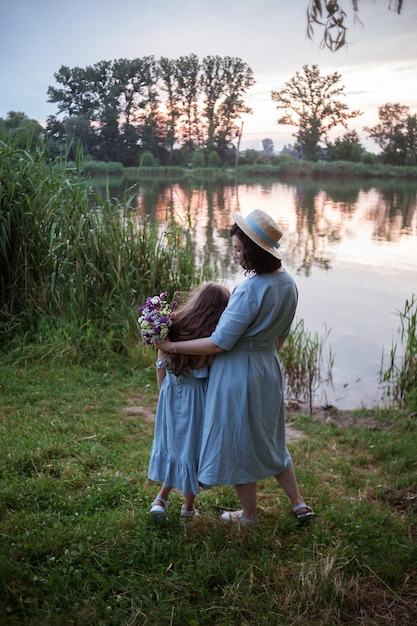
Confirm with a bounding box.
[293,503,315,520]
[180,505,200,522]
[219,510,258,525]
[150,495,168,523]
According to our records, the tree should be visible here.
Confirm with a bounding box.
[405,115,417,165]
[364,103,417,165]
[326,129,364,161]
[200,55,255,162]
[175,54,202,154]
[306,1,404,51]
[0,111,43,149]
[115,56,162,165]
[239,148,261,165]
[158,57,182,162]
[47,57,163,164]
[44,113,98,160]
[271,64,362,161]
[47,65,97,118]
[47,63,111,159]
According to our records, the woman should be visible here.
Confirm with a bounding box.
[149,282,230,523]
[157,209,314,524]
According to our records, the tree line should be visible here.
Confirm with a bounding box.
[1,60,416,167]
[46,54,254,167]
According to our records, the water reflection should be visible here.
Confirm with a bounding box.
[103,176,417,410]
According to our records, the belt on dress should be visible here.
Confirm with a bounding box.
[236,339,276,351]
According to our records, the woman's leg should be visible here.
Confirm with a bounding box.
[274,466,314,516]
[274,466,304,506]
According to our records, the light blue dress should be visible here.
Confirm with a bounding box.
[198,271,297,486]
[148,363,209,495]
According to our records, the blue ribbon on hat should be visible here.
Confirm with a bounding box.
[246,215,281,249]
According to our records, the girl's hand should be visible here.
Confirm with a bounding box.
[155,339,174,353]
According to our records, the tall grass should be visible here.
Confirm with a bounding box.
[0,141,210,360]
[281,319,334,414]
[380,294,417,413]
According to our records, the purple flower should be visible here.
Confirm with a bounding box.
[137,291,178,345]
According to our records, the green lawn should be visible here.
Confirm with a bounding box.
[1,356,416,625]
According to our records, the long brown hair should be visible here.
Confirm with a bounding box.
[168,282,230,375]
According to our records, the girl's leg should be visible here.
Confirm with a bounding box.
[150,484,171,522]
[233,482,258,520]
[180,492,199,520]
[183,492,196,512]
[153,483,171,507]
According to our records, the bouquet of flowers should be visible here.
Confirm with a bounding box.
[137,291,177,345]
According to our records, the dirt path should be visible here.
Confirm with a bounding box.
[123,395,387,442]
[123,394,307,442]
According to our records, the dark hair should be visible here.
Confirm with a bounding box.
[230,223,282,274]
[168,282,230,375]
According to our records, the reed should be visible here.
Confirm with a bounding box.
[380,294,417,413]
[280,319,334,414]
[0,141,210,359]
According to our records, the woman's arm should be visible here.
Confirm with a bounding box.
[156,337,224,356]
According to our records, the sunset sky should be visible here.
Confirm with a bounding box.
[1,0,416,152]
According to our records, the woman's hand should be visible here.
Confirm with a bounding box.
[156,337,222,356]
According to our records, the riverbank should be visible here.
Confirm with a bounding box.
[61,158,417,182]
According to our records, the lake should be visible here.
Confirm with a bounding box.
[106,175,417,410]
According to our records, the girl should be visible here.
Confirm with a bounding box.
[148,282,230,522]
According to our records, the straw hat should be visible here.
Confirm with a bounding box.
[231,209,283,259]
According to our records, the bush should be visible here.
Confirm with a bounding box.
[208,150,221,167]
[139,151,158,167]
[360,151,378,165]
[191,150,205,168]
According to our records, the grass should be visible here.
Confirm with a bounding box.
[1,353,416,625]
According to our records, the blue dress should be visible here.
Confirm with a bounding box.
[198,271,297,486]
[148,364,209,495]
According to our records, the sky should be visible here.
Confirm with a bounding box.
[1,0,417,152]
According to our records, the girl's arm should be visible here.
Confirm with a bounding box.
[156,349,167,390]
[276,336,287,351]
[156,337,223,356]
